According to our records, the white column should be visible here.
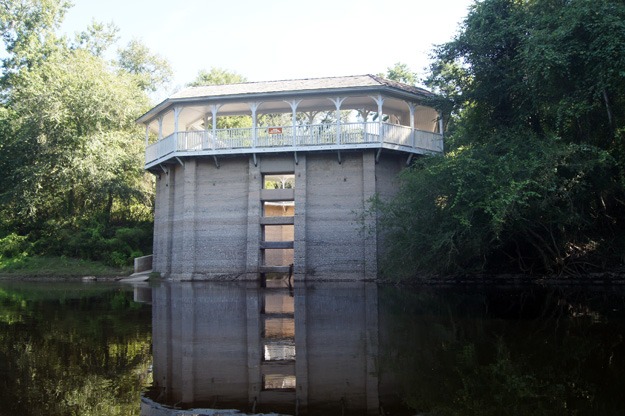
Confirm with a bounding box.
[173,106,182,149]
[329,97,346,145]
[438,111,445,152]
[248,102,261,148]
[144,124,150,148]
[438,111,444,135]
[157,116,164,140]
[371,95,385,143]
[408,102,417,148]
[203,113,210,149]
[210,104,221,150]
[286,100,302,146]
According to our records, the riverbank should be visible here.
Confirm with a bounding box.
[0,255,131,280]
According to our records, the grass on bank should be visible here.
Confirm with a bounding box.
[0,255,132,278]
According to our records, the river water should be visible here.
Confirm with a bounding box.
[1,279,624,415]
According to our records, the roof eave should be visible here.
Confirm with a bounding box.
[136,84,435,125]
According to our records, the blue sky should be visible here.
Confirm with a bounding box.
[61,0,473,91]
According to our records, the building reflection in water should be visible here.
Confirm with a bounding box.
[142,280,383,415]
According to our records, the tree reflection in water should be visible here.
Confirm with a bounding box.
[0,282,152,416]
[379,285,625,416]
[144,281,625,416]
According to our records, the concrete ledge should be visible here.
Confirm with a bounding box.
[260,241,294,249]
[260,266,292,274]
[261,188,294,201]
[260,216,295,225]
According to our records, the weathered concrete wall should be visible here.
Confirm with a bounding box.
[304,152,366,279]
[152,150,406,280]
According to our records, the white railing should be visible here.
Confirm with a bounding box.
[145,122,443,164]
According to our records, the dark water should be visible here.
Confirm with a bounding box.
[2,280,625,415]
[0,281,152,416]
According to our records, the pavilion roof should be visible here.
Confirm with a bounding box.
[169,74,433,100]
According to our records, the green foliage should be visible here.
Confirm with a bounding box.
[117,39,172,92]
[0,0,167,268]
[378,62,418,85]
[187,66,246,87]
[379,0,625,278]
[0,233,31,258]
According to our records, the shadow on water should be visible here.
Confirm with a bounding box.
[142,278,625,416]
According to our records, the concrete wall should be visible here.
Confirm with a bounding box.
[152,150,407,280]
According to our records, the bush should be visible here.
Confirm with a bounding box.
[0,233,31,258]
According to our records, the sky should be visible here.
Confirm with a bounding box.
[61,0,474,92]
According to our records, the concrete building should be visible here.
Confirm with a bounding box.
[138,75,443,281]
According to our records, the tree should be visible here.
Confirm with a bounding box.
[0,0,169,266]
[378,0,625,278]
[187,66,246,87]
[379,62,418,85]
[117,39,172,92]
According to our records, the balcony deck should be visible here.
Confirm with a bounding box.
[145,121,443,169]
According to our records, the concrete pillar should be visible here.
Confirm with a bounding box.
[180,159,196,280]
[246,157,262,273]
[362,151,377,279]
[293,154,307,277]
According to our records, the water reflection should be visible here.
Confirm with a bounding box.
[0,281,152,416]
[143,281,625,416]
[144,280,380,415]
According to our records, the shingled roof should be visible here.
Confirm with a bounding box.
[170,74,434,100]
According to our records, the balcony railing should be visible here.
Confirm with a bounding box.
[145,121,443,165]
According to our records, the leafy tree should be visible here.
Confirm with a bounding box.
[0,0,169,266]
[117,38,172,92]
[379,62,418,85]
[72,20,119,57]
[187,66,246,87]
[378,0,625,278]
